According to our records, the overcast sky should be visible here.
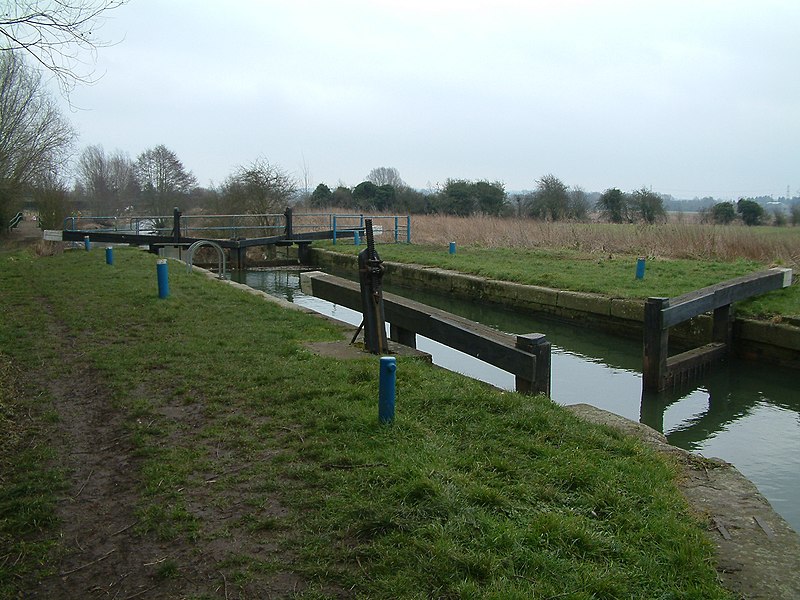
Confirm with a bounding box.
[60,0,799,199]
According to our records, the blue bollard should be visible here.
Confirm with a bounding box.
[449,241,456,255]
[379,356,396,424]
[105,247,114,265]
[156,259,169,299]
[635,257,646,280]
[84,236,91,251]
[354,231,360,246]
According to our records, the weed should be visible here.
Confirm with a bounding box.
[155,559,179,579]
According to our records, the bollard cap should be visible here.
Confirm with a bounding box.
[157,258,167,265]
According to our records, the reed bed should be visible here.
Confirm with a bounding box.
[408,214,800,269]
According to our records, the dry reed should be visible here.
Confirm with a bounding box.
[33,240,64,257]
[407,214,800,269]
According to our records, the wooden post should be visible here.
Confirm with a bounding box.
[515,333,551,396]
[390,324,416,348]
[284,207,293,240]
[712,304,732,348]
[172,207,181,243]
[643,297,669,392]
[234,246,246,270]
[297,242,312,265]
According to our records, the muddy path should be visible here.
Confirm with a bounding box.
[22,302,308,598]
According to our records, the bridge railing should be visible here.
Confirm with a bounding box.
[328,213,411,244]
[63,210,412,244]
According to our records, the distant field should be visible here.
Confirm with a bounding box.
[405,214,799,270]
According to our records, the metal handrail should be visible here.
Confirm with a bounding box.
[62,211,412,244]
[185,240,227,279]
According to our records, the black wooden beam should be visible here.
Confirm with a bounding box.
[61,230,234,247]
[643,267,792,392]
[63,229,356,250]
[666,342,727,375]
[302,272,547,385]
[661,268,792,328]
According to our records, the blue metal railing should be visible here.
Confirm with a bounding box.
[327,213,411,245]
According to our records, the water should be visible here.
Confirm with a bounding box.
[234,268,800,533]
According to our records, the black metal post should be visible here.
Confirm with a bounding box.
[284,207,293,240]
[357,219,388,354]
[172,207,182,243]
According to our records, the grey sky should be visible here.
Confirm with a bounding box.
[62,0,799,199]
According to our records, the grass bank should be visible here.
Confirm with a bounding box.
[319,242,799,320]
[0,246,732,598]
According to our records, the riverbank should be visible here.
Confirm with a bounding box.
[0,245,736,598]
[229,264,800,598]
[568,404,800,600]
[307,247,800,369]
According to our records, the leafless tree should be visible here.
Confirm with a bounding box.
[366,166,405,188]
[134,145,197,216]
[219,159,297,229]
[1,0,127,94]
[298,153,311,201]
[34,170,69,229]
[0,51,74,231]
[76,144,138,215]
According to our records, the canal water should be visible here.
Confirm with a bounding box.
[233,268,800,533]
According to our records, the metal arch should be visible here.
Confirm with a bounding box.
[186,240,227,279]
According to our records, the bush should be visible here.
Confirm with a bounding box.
[711,201,736,224]
[737,198,765,226]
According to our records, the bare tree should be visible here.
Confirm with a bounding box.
[366,166,405,188]
[219,159,296,218]
[568,186,590,221]
[0,0,127,93]
[0,51,74,232]
[77,145,138,215]
[298,153,311,201]
[134,145,197,216]
[34,170,69,229]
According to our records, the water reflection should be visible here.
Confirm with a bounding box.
[233,268,800,532]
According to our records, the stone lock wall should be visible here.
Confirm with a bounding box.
[308,249,800,369]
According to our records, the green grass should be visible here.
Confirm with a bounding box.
[0,246,733,598]
[320,242,800,319]
[0,355,65,595]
